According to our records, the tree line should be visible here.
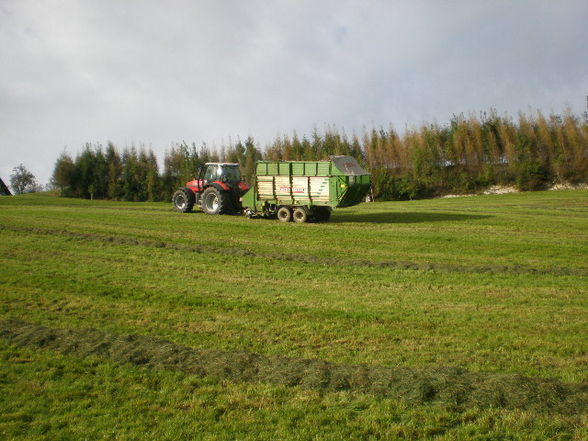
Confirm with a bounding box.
[51,109,587,201]
[51,138,262,201]
[362,109,588,199]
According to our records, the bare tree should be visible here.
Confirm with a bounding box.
[10,164,38,194]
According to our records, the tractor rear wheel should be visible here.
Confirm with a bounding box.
[172,188,195,213]
[293,207,308,223]
[277,206,292,222]
[201,187,231,215]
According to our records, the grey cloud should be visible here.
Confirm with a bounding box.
[1,0,587,184]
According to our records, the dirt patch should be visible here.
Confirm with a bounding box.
[2,225,586,277]
[1,320,586,414]
[549,182,588,191]
[441,183,588,198]
[441,186,518,198]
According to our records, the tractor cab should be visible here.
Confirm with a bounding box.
[200,163,241,184]
[182,163,245,194]
[194,163,248,195]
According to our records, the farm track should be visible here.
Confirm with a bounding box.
[1,319,586,414]
[2,224,586,277]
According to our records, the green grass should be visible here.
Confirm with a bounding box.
[1,190,587,440]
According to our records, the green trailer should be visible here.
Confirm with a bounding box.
[241,155,371,222]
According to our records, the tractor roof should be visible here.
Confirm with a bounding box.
[204,162,240,166]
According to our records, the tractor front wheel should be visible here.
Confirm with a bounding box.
[201,187,230,215]
[172,188,195,213]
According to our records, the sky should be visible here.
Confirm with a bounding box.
[1,0,587,186]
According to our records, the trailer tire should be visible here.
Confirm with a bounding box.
[293,207,308,223]
[313,206,332,222]
[201,187,230,215]
[172,188,195,213]
[277,206,292,222]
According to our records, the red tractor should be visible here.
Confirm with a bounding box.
[172,163,250,215]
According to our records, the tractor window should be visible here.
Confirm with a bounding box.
[204,165,221,181]
[222,166,241,182]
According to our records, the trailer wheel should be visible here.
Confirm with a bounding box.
[201,187,230,215]
[172,188,195,213]
[313,206,332,222]
[292,207,308,223]
[277,206,292,222]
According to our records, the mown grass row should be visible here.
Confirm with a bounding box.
[4,340,584,441]
[3,320,586,415]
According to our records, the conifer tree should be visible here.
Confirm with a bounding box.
[105,142,123,199]
[51,151,75,195]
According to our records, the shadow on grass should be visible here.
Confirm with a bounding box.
[167,209,489,223]
[330,211,491,224]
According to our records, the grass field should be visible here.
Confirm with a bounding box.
[1,190,587,440]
